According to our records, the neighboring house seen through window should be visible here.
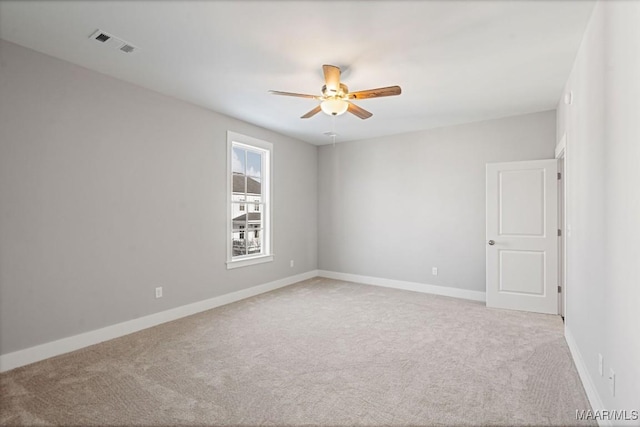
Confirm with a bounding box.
[227,132,273,269]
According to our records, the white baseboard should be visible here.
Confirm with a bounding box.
[0,270,319,373]
[565,325,611,427]
[317,270,486,302]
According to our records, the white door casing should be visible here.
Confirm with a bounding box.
[486,159,558,314]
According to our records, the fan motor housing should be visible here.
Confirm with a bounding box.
[322,83,348,98]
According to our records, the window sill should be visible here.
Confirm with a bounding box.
[226,254,274,270]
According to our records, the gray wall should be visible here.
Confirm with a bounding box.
[556,1,640,414]
[0,40,318,355]
[318,111,556,292]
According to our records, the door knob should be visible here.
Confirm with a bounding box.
[488,240,495,245]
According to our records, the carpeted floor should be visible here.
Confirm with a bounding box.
[1,277,594,426]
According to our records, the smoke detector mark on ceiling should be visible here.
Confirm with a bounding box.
[89,29,138,54]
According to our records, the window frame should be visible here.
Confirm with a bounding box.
[226,131,273,269]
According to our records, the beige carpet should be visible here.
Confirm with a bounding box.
[1,277,593,426]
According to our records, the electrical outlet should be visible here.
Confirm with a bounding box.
[290,260,294,268]
[432,267,438,276]
[155,287,163,299]
[598,354,603,376]
[608,368,615,396]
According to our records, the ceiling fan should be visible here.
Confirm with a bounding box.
[269,65,401,120]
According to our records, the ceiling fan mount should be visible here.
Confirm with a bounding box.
[269,65,401,120]
[321,83,348,98]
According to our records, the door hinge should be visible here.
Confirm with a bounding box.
[558,172,562,180]
[558,285,562,293]
[558,229,562,236]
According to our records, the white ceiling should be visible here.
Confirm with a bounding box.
[0,1,594,145]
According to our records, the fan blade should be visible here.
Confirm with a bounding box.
[347,102,373,120]
[301,105,322,119]
[322,65,341,93]
[348,86,402,100]
[269,90,318,99]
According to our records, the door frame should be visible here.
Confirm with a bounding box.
[555,134,567,319]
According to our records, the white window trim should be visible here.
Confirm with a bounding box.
[226,131,273,269]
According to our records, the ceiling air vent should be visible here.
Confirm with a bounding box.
[89,29,138,54]
[120,44,136,54]
[95,32,111,43]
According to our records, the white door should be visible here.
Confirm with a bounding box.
[486,159,558,314]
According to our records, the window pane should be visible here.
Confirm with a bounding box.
[232,206,248,257]
[232,173,246,194]
[232,237,246,256]
[247,236,262,255]
[246,176,261,197]
[246,211,262,228]
[232,220,247,231]
[232,147,246,195]
[232,147,246,175]
[231,202,248,231]
[246,151,262,179]
[246,210,262,255]
[247,150,262,196]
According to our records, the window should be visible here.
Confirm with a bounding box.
[227,131,272,269]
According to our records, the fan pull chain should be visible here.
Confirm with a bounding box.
[332,116,337,147]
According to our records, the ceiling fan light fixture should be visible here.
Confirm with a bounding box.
[320,98,348,116]
[269,64,400,120]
